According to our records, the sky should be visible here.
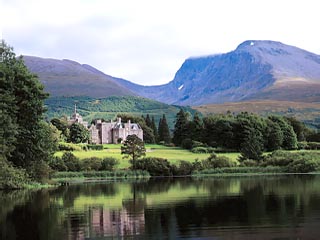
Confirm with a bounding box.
[1,0,320,85]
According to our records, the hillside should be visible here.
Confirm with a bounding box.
[23,56,136,97]
[194,100,320,128]
[115,40,320,105]
[45,96,197,129]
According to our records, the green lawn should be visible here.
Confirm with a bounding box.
[55,144,240,169]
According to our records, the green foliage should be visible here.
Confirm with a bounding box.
[58,142,82,151]
[193,166,284,176]
[61,152,81,171]
[49,156,67,171]
[81,157,102,171]
[0,41,57,184]
[87,144,104,150]
[191,147,209,153]
[121,134,146,170]
[51,170,150,179]
[69,123,89,143]
[0,158,30,189]
[101,157,119,171]
[172,160,194,176]
[134,157,172,176]
[158,114,171,144]
[172,109,190,145]
[261,150,320,173]
[202,153,236,169]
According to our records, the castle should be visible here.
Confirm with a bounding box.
[68,105,143,144]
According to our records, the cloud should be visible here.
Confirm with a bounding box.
[1,0,320,85]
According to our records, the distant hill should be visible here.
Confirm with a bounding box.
[194,100,320,128]
[115,40,320,105]
[23,56,136,97]
[45,96,197,129]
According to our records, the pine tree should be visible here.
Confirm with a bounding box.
[151,116,158,143]
[173,109,190,146]
[158,114,171,144]
[191,112,204,142]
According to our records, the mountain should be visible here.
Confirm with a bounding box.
[45,95,196,129]
[115,40,320,105]
[23,56,136,97]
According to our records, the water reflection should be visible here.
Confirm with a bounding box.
[1,176,320,239]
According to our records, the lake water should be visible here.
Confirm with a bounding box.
[1,175,320,239]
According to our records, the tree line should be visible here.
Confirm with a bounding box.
[171,109,316,160]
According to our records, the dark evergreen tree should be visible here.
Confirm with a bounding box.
[172,109,190,146]
[190,112,204,142]
[239,125,264,161]
[145,114,152,128]
[158,114,171,144]
[151,116,158,143]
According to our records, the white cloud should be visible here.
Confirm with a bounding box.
[1,0,320,85]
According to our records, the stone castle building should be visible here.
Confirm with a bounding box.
[68,105,143,144]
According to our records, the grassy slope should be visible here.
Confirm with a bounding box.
[55,144,239,169]
[194,100,320,128]
[45,96,197,129]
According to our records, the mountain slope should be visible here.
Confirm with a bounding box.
[115,40,320,105]
[23,56,136,97]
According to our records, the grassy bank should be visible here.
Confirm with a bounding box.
[51,170,150,183]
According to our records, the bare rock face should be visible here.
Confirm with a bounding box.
[117,40,320,105]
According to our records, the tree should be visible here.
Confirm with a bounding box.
[172,109,190,145]
[265,119,283,151]
[69,123,89,143]
[158,114,171,144]
[151,116,158,143]
[190,112,204,142]
[269,116,298,150]
[0,40,57,183]
[239,126,264,161]
[121,134,146,170]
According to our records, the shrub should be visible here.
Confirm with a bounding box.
[191,147,208,153]
[28,161,52,183]
[100,157,119,171]
[305,142,320,150]
[202,153,236,169]
[87,144,104,150]
[49,156,67,171]
[0,159,30,189]
[297,142,308,150]
[172,160,195,176]
[58,142,82,151]
[134,157,172,176]
[61,152,81,171]
[239,159,258,167]
[286,159,319,173]
[81,157,102,171]
[181,138,193,149]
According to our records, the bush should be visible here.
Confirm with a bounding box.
[191,147,208,153]
[134,157,172,176]
[100,157,119,171]
[87,144,104,150]
[261,150,320,173]
[286,159,318,173]
[61,152,81,171]
[305,142,320,150]
[58,142,82,151]
[202,153,236,169]
[181,138,193,149]
[28,161,52,183]
[49,156,67,171]
[297,142,308,150]
[172,160,195,176]
[81,157,102,171]
[193,166,284,176]
[0,159,30,189]
[239,159,258,167]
